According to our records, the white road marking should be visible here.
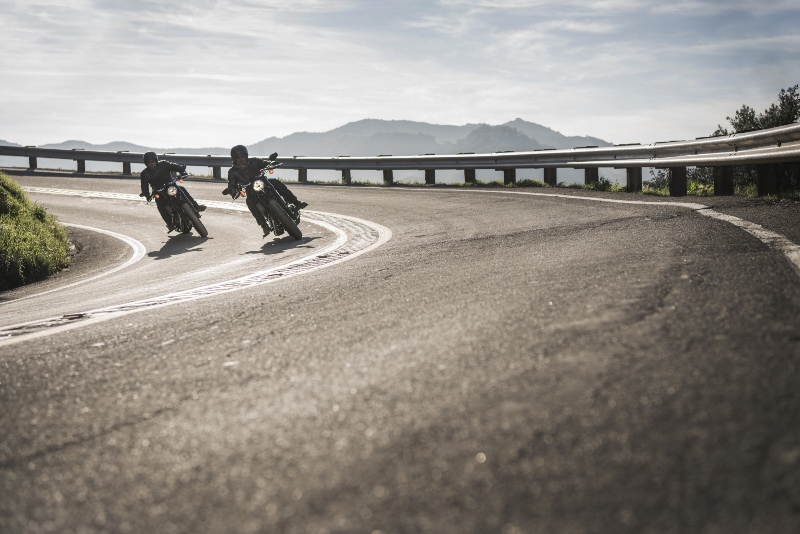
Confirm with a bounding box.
[0,223,147,304]
[0,188,392,347]
[376,186,800,278]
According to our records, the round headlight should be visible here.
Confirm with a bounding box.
[167,185,178,196]
[252,180,265,191]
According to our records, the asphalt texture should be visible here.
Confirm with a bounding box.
[1,173,800,534]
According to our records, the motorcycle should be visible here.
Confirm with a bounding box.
[143,174,208,238]
[223,162,302,240]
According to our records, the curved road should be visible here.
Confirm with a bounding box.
[2,173,800,533]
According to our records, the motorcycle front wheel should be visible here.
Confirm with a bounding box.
[267,199,302,240]
[183,204,208,238]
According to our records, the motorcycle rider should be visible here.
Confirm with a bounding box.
[139,151,206,233]
[226,145,307,236]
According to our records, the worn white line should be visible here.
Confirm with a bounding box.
[500,191,800,276]
[0,188,392,347]
[0,223,147,304]
[697,210,800,276]
[376,186,800,278]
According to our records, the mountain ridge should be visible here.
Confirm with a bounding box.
[1,118,612,157]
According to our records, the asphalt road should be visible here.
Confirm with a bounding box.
[2,172,800,534]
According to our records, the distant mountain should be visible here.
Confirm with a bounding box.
[2,119,612,157]
[501,118,611,149]
[453,124,547,153]
[42,140,152,152]
[249,118,610,157]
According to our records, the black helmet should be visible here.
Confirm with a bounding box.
[143,151,158,164]
[231,145,248,160]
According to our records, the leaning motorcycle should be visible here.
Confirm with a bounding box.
[146,174,208,238]
[224,163,302,240]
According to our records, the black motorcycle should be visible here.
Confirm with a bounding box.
[223,163,302,240]
[144,175,208,238]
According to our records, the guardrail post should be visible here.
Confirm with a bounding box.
[72,149,85,174]
[342,169,352,185]
[464,169,476,184]
[383,169,394,185]
[756,164,778,196]
[544,168,557,186]
[584,168,599,185]
[668,167,687,197]
[118,151,130,175]
[28,156,37,170]
[298,168,308,183]
[425,169,435,185]
[626,167,642,192]
[503,168,516,185]
[212,166,222,180]
[713,166,734,196]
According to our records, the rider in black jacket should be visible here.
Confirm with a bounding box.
[226,145,307,236]
[140,152,206,233]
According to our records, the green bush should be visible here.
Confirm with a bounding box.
[515,179,546,188]
[0,172,71,291]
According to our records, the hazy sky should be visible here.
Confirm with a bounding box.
[2,0,799,148]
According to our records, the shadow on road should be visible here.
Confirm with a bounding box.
[244,235,321,256]
[148,234,211,260]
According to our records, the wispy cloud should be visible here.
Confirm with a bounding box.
[1,0,797,147]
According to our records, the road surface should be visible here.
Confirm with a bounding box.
[2,172,800,533]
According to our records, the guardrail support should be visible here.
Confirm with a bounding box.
[212,166,222,180]
[383,169,394,185]
[123,162,132,175]
[585,168,599,185]
[756,164,778,196]
[298,168,308,183]
[713,166,734,196]
[28,156,37,170]
[425,169,435,185]
[464,169,476,184]
[544,168,557,186]
[503,168,516,185]
[668,167,687,197]
[342,169,352,185]
[626,168,642,192]
[76,160,86,174]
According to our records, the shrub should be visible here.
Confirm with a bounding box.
[0,173,71,291]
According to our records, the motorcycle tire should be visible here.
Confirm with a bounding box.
[183,204,208,238]
[267,199,302,240]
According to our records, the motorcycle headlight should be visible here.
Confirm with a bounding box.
[252,179,265,191]
[167,185,178,196]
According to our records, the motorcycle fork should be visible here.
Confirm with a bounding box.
[255,198,274,231]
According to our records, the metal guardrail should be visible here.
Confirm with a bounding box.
[2,123,799,196]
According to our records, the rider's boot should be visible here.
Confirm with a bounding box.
[261,223,271,237]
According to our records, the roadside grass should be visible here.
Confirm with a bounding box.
[0,172,71,291]
[563,176,626,193]
[643,180,719,197]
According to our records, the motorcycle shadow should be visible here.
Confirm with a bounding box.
[245,235,320,256]
[148,234,211,260]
